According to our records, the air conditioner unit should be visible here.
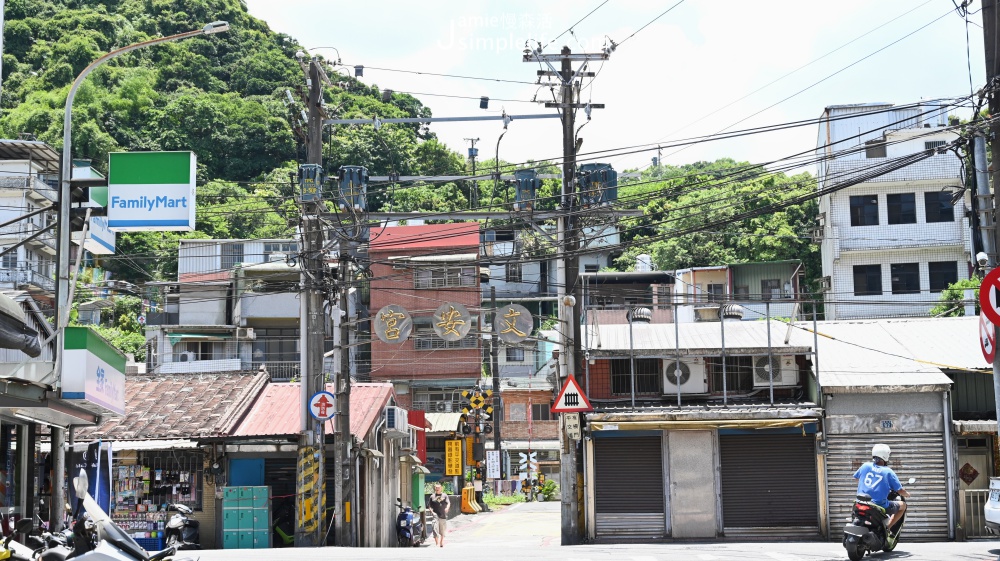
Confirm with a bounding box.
[435,401,452,413]
[385,406,409,437]
[237,328,256,340]
[178,351,196,363]
[662,357,709,394]
[166,285,180,295]
[753,355,798,388]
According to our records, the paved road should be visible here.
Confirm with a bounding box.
[190,501,1000,560]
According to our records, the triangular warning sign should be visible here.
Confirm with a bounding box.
[551,374,593,413]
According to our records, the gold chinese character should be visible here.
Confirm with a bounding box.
[379,310,406,340]
[501,308,526,337]
[436,306,465,337]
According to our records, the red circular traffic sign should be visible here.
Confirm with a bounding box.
[980,269,1000,326]
[981,312,996,363]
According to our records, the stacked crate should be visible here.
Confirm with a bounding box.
[221,486,271,549]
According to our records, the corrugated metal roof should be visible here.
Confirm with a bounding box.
[587,321,810,355]
[424,412,464,432]
[369,223,479,252]
[233,382,394,439]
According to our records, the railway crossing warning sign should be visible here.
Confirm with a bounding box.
[551,374,592,413]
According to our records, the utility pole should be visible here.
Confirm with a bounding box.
[465,137,479,208]
[335,242,356,546]
[983,0,1000,462]
[295,56,327,548]
[525,44,607,546]
[490,286,501,453]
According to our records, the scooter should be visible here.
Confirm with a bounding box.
[395,498,424,547]
[842,477,915,561]
[163,504,200,550]
[54,469,190,561]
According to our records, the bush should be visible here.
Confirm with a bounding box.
[540,480,558,501]
[483,492,524,506]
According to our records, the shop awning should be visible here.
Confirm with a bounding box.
[41,439,199,453]
[167,333,232,345]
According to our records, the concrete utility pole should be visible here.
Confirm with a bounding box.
[335,243,356,546]
[465,137,480,208]
[296,57,327,547]
[524,44,607,546]
[490,286,501,452]
[983,0,1000,445]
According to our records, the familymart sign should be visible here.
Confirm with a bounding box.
[61,327,126,416]
[108,151,196,231]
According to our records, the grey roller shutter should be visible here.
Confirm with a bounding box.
[594,435,664,538]
[826,433,947,541]
[719,433,818,535]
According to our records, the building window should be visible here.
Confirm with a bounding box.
[263,242,298,262]
[705,283,725,303]
[924,191,954,223]
[506,262,522,283]
[853,264,882,296]
[886,193,916,225]
[928,261,958,292]
[925,140,946,150]
[890,263,920,294]
[221,243,244,269]
[734,286,749,299]
[655,285,672,308]
[706,356,754,394]
[760,279,781,301]
[411,318,478,350]
[850,195,879,226]
[531,404,551,421]
[413,266,477,289]
[865,139,887,158]
[610,358,661,395]
[583,264,600,273]
[505,347,525,362]
[0,249,16,270]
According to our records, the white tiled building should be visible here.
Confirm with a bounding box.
[815,102,971,320]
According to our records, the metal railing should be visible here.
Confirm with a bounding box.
[0,176,57,202]
[960,489,991,539]
[0,267,55,292]
[255,361,301,381]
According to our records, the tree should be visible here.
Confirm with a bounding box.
[930,278,981,317]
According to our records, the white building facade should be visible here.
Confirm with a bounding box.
[816,102,971,320]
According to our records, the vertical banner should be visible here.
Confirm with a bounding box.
[68,442,112,514]
[485,450,501,479]
[444,440,462,476]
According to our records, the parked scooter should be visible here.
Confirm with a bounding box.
[163,504,200,550]
[842,477,915,561]
[395,498,425,547]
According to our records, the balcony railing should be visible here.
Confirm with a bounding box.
[254,361,301,382]
[0,176,57,202]
[0,268,54,293]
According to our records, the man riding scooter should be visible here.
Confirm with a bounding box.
[854,444,911,537]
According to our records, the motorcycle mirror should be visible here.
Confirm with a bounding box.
[907,477,916,484]
[73,469,89,497]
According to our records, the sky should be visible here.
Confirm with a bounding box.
[244,0,985,175]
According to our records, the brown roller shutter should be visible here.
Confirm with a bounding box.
[720,433,818,529]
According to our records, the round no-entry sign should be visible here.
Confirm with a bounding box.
[309,391,336,421]
[980,268,1000,326]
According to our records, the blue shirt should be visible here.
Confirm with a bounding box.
[854,461,902,508]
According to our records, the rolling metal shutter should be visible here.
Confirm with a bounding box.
[719,433,819,537]
[826,433,948,541]
[594,435,665,538]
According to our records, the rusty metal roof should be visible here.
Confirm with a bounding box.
[74,370,268,441]
[369,223,479,252]
[233,382,394,439]
[0,140,60,172]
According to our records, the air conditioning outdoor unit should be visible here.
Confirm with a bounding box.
[662,357,709,394]
[385,406,409,438]
[237,328,256,340]
[435,401,453,413]
[753,355,798,388]
[177,351,196,363]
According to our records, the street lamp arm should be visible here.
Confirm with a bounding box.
[57,21,229,327]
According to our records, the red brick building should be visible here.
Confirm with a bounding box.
[368,223,482,410]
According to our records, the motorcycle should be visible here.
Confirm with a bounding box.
[395,498,424,547]
[53,468,189,561]
[842,477,915,561]
[163,504,200,550]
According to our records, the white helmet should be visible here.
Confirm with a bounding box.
[872,443,891,464]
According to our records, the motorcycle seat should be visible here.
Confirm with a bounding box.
[856,493,872,502]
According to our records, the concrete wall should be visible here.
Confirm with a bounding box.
[178,286,228,325]
[502,389,559,440]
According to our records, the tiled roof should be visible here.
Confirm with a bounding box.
[233,382,394,439]
[369,223,479,252]
[74,371,267,441]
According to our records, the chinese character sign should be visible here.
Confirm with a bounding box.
[373,304,412,344]
[495,304,532,344]
[445,439,463,476]
[433,302,472,342]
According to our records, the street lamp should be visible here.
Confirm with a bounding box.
[625,307,652,409]
[52,21,230,532]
